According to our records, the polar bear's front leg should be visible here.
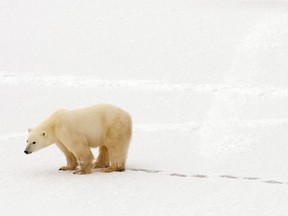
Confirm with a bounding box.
[58,131,94,175]
[56,141,78,171]
[73,149,94,175]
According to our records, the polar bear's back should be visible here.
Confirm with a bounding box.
[75,104,131,125]
[54,104,132,147]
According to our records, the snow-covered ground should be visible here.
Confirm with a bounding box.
[1,0,288,215]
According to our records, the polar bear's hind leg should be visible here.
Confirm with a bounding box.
[94,146,110,169]
[100,139,130,173]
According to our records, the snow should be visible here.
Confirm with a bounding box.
[1,0,288,215]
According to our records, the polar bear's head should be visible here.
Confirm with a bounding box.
[24,128,48,154]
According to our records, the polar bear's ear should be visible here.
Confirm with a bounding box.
[28,128,32,133]
[42,131,47,137]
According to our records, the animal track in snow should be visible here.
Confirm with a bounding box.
[129,168,287,186]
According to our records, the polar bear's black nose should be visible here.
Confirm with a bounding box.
[24,150,29,154]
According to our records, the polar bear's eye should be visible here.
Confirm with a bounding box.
[32,141,36,144]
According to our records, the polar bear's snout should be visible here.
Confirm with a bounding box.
[24,147,32,154]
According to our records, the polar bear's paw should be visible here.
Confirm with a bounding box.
[94,161,109,169]
[100,167,125,173]
[73,169,92,175]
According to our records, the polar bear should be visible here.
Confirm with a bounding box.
[24,104,132,175]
